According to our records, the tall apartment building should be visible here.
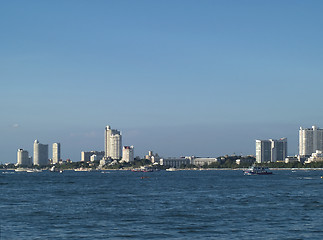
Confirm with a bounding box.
[52,143,61,164]
[33,140,49,166]
[104,125,122,160]
[122,146,134,162]
[256,138,287,163]
[299,126,323,156]
[17,149,32,166]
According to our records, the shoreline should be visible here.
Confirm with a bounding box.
[2,168,323,171]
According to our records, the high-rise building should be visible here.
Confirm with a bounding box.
[52,143,61,164]
[299,126,323,156]
[104,125,122,160]
[256,138,287,163]
[33,140,49,166]
[122,146,134,162]
[17,149,32,166]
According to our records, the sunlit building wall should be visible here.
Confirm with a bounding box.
[33,140,49,166]
[122,146,134,162]
[52,143,61,164]
[299,126,323,156]
[17,149,32,166]
[256,138,287,163]
[104,125,122,160]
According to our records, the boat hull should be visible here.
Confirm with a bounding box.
[244,171,273,175]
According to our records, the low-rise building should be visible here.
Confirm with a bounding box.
[284,156,300,163]
[90,154,98,162]
[121,146,134,163]
[145,151,161,163]
[192,157,219,167]
[81,151,105,162]
[160,157,190,168]
[236,158,255,165]
[305,150,323,163]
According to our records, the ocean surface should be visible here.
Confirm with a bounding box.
[1,169,323,239]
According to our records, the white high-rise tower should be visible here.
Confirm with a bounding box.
[17,149,32,166]
[105,125,122,160]
[33,140,49,166]
[299,126,323,156]
[256,138,287,163]
[52,143,61,164]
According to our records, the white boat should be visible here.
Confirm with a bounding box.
[74,168,92,172]
[166,168,177,171]
[26,169,42,173]
[244,166,272,175]
[15,168,26,172]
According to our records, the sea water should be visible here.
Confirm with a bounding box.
[1,170,323,239]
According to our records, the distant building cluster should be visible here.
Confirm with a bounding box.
[17,140,61,167]
[255,138,287,163]
[255,125,323,164]
[299,126,323,156]
[15,124,323,168]
[81,125,136,167]
[145,151,160,163]
[15,124,136,167]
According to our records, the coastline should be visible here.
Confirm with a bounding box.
[3,168,323,172]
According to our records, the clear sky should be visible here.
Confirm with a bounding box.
[1,0,323,163]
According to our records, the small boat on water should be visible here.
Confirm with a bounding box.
[244,166,272,175]
[140,176,149,179]
[26,169,42,173]
[166,167,177,171]
[74,168,93,172]
[15,168,26,172]
[131,167,154,172]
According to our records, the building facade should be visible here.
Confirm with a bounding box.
[81,151,105,162]
[122,146,134,162]
[299,126,323,156]
[160,157,190,168]
[145,151,161,163]
[105,125,122,160]
[306,150,323,163]
[33,140,49,166]
[52,143,61,164]
[17,149,32,166]
[256,138,287,163]
[192,157,219,167]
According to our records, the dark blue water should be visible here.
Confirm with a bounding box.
[1,170,323,239]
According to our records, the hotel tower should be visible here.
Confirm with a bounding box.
[299,126,323,156]
[52,143,61,164]
[33,140,49,166]
[104,125,122,160]
[256,138,287,163]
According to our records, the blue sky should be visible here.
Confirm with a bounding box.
[1,0,323,163]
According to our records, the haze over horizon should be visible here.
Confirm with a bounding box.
[1,1,323,163]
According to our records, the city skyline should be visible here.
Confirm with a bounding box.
[12,124,322,165]
[2,1,323,163]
